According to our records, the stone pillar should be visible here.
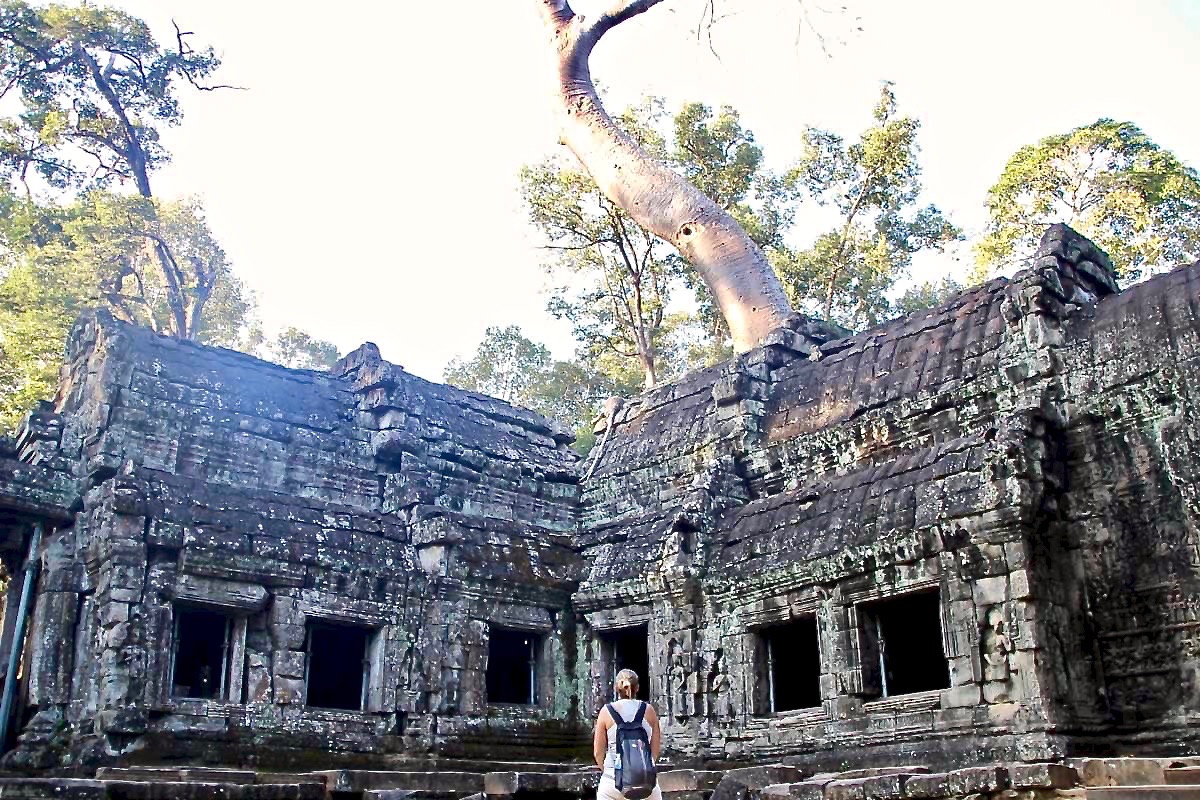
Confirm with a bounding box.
[92,508,149,736]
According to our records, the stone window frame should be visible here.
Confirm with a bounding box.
[298,608,392,715]
[165,602,249,705]
[843,577,950,708]
[483,605,558,711]
[752,615,823,716]
[485,623,546,708]
[743,595,824,718]
[161,574,270,707]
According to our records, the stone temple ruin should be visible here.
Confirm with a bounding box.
[0,224,1199,799]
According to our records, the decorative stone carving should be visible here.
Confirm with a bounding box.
[710,653,734,724]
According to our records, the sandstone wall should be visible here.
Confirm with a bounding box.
[8,312,584,769]
[573,225,1200,769]
[3,226,1200,773]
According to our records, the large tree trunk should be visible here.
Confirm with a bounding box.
[536,0,794,353]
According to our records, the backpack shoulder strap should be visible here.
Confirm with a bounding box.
[605,702,625,724]
[631,701,648,725]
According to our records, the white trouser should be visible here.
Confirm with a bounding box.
[597,775,663,800]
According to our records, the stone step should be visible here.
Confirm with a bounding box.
[0,778,106,799]
[657,771,725,793]
[96,767,262,785]
[483,771,601,797]
[1087,787,1200,800]
[363,793,466,800]
[315,770,485,795]
[0,778,326,799]
[1074,759,1168,787]
[92,766,325,791]
[810,767,930,782]
[1167,770,1200,787]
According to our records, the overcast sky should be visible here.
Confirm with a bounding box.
[110,0,1200,381]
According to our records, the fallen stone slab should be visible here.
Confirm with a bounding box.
[1010,764,1079,789]
[810,769,929,783]
[484,771,601,797]
[0,778,107,800]
[1166,769,1200,787]
[1073,760,1168,787]
[901,773,949,800]
[947,766,1008,795]
[314,770,484,794]
[1086,789,1200,800]
[658,771,725,793]
[712,767,809,800]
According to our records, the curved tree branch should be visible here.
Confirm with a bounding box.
[536,0,794,352]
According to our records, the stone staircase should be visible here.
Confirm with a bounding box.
[1,757,1200,799]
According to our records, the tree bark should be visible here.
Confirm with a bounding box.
[536,0,794,353]
[79,45,192,339]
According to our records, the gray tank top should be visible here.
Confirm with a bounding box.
[602,699,654,778]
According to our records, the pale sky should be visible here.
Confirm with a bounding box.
[111,0,1200,382]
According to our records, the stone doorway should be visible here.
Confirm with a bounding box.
[601,625,650,702]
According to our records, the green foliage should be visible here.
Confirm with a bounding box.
[264,327,340,371]
[893,276,964,317]
[976,119,1200,281]
[0,0,239,341]
[444,325,633,454]
[522,101,679,389]
[779,83,961,329]
[0,0,222,194]
[0,189,253,429]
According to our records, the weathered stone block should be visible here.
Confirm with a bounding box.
[273,650,305,679]
[903,774,950,799]
[173,574,269,611]
[1009,764,1078,789]
[862,774,912,800]
[942,684,981,708]
[274,677,304,704]
[948,767,1008,795]
[826,778,869,800]
[713,768,808,800]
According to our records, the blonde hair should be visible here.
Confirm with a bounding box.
[615,668,639,699]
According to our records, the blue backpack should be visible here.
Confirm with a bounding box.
[607,701,657,799]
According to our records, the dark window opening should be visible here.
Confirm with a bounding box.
[172,606,232,700]
[601,625,650,701]
[487,628,541,705]
[758,617,822,713]
[305,621,372,711]
[859,589,949,697]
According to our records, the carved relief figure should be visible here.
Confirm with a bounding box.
[711,657,734,724]
[664,639,678,718]
[673,643,690,720]
[982,606,1016,683]
[442,636,465,714]
[399,644,414,694]
[688,653,704,717]
[409,652,427,714]
[425,652,444,715]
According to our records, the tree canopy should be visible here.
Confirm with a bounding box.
[0,1,337,432]
[444,325,630,453]
[776,83,961,329]
[976,119,1200,281]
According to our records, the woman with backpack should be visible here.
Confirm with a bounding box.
[593,669,662,800]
